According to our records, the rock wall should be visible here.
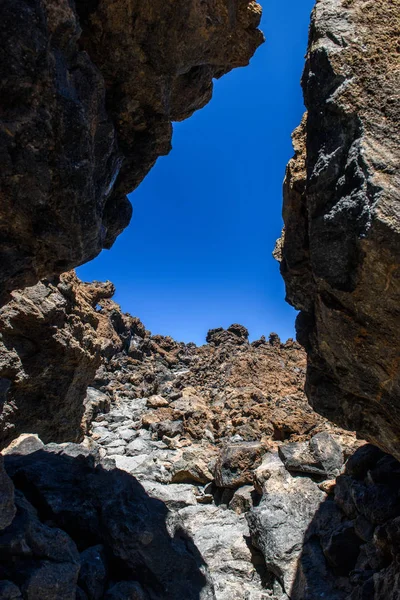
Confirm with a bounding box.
[0,0,263,305]
[0,272,122,446]
[278,0,400,460]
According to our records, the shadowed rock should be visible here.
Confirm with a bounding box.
[2,445,212,600]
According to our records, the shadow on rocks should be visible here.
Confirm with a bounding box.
[289,445,400,600]
[1,446,212,600]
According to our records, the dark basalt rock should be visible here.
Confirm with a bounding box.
[290,445,400,600]
[0,0,263,305]
[3,446,213,600]
[278,0,400,460]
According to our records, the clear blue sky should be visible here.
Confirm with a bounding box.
[77,0,315,345]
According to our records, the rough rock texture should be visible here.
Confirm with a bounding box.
[3,411,399,599]
[0,272,371,599]
[291,444,400,600]
[0,272,126,446]
[1,272,352,450]
[2,274,399,598]
[278,0,400,459]
[2,442,214,600]
[0,0,263,304]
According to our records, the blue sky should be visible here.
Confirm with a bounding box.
[77,0,315,345]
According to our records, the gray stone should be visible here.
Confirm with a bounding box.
[141,481,197,510]
[2,434,45,456]
[229,486,256,514]
[169,504,265,600]
[117,429,136,442]
[278,432,343,478]
[171,451,214,485]
[105,446,126,456]
[125,438,151,456]
[150,420,183,439]
[104,439,127,448]
[247,467,325,594]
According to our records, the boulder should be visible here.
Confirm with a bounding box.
[2,434,45,457]
[278,432,344,478]
[214,443,264,489]
[247,464,325,594]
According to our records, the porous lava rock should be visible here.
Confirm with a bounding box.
[278,0,400,460]
[0,0,263,305]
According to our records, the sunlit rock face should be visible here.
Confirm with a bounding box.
[279,0,400,460]
[0,0,263,306]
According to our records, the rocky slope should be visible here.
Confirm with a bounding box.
[277,0,400,459]
[0,0,263,305]
[0,270,349,449]
[1,275,400,599]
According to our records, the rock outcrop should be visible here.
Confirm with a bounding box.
[0,0,263,304]
[278,0,400,459]
[0,272,125,446]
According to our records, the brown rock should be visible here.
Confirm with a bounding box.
[0,0,263,303]
[278,0,400,460]
[0,272,127,447]
[214,442,264,489]
[146,395,169,409]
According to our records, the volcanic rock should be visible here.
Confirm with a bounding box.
[0,0,263,304]
[214,442,264,489]
[278,0,400,459]
[278,431,344,478]
[0,272,126,446]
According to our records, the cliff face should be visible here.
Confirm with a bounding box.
[0,0,263,305]
[279,0,400,460]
